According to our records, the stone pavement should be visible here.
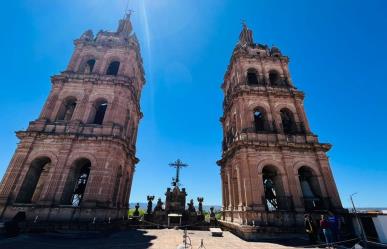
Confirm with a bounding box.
[0,229,318,249]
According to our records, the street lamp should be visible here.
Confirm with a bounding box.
[350,192,368,248]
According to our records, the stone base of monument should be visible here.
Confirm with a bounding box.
[0,205,129,223]
[219,220,304,241]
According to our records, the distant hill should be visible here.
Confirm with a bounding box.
[129,203,221,212]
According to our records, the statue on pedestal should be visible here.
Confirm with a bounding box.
[187,199,196,213]
[210,207,217,226]
[146,195,155,214]
[154,198,164,212]
[197,197,204,214]
[133,203,140,217]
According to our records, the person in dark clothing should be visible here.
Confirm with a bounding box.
[304,214,317,244]
[320,215,333,248]
[328,212,341,242]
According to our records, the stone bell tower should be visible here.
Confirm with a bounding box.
[217,24,343,237]
[0,14,145,222]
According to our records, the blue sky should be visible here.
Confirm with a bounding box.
[0,0,386,208]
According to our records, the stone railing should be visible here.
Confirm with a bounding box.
[222,128,319,151]
[57,71,134,84]
[27,120,132,147]
[238,131,317,144]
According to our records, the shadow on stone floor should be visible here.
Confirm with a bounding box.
[0,230,157,249]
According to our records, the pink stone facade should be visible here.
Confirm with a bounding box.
[0,15,145,221]
[218,25,343,229]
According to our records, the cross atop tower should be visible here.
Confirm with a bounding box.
[125,9,135,19]
[169,159,188,187]
[241,19,247,27]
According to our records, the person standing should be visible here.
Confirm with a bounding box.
[328,212,341,243]
[304,214,317,244]
[320,215,333,248]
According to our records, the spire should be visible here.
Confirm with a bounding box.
[239,22,254,46]
[117,11,133,36]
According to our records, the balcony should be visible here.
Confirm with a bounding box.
[57,71,134,84]
[222,126,318,151]
[25,120,132,146]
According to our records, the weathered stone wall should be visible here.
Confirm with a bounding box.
[218,24,343,229]
[0,15,144,222]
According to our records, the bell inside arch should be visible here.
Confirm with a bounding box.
[300,179,317,199]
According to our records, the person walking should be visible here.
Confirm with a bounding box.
[320,214,333,248]
[304,214,317,244]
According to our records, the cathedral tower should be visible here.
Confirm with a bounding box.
[218,24,342,236]
[0,14,145,221]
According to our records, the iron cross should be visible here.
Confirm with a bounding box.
[169,159,188,186]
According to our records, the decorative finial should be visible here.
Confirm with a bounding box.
[125,9,135,19]
[242,19,247,28]
[239,20,254,46]
[124,0,131,18]
[117,7,133,36]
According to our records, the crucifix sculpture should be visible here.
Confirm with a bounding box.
[169,159,188,187]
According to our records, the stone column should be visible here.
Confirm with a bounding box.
[248,155,264,209]
[316,152,342,209]
[293,98,311,132]
[40,94,58,121]
[226,168,233,210]
[0,146,31,205]
[125,166,135,206]
[236,166,244,208]
[105,94,119,125]
[66,47,82,71]
[40,84,63,120]
[0,136,36,207]
[281,151,303,211]
[221,169,227,209]
[255,173,265,209]
[266,88,280,132]
[259,58,269,85]
[240,151,254,209]
[72,89,91,122]
[47,143,74,204]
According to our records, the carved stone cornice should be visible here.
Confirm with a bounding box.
[223,84,304,113]
[218,132,331,166]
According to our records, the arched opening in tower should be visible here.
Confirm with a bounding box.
[92,100,108,125]
[60,158,91,207]
[56,97,77,121]
[106,61,120,76]
[298,166,324,211]
[16,157,51,203]
[254,108,266,132]
[262,166,285,211]
[247,68,259,85]
[280,108,295,134]
[85,59,96,74]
